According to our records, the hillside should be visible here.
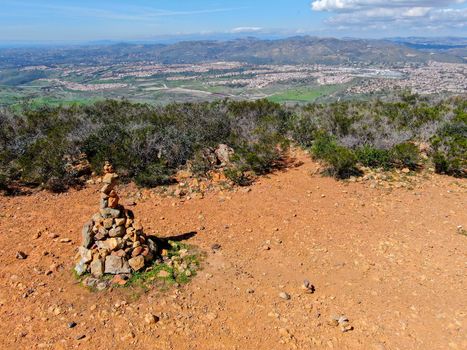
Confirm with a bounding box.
[0,36,464,68]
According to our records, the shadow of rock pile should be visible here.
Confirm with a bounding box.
[74,162,158,279]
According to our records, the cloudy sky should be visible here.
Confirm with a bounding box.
[0,0,465,42]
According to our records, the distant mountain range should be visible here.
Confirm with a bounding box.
[0,36,465,68]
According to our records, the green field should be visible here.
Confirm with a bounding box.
[267,85,343,103]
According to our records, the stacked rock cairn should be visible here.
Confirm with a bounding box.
[75,162,157,277]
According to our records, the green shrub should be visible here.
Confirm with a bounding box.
[134,162,174,188]
[390,143,420,170]
[312,132,359,179]
[431,122,466,177]
[224,167,253,186]
[355,146,392,169]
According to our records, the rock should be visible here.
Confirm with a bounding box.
[147,238,158,253]
[102,173,118,184]
[279,292,291,300]
[215,144,234,165]
[402,168,410,174]
[96,281,109,291]
[109,226,125,238]
[74,260,88,276]
[90,259,104,277]
[104,256,131,274]
[75,334,86,340]
[100,208,121,219]
[16,251,28,260]
[108,196,119,208]
[111,249,126,257]
[131,246,143,257]
[144,313,159,325]
[128,255,145,272]
[115,218,126,226]
[211,243,221,251]
[100,197,108,209]
[103,218,113,229]
[338,315,349,324]
[341,324,353,332]
[97,238,120,251]
[302,279,315,293]
[78,247,92,263]
[67,321,77,329]
[111,274,128,286]
[157,270,170,278]
[100,183,114,194]
[81,222,93,248]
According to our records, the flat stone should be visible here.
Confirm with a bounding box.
[74,260,88,276]
[78,247,92,263]
[90,259,104,277]
[100,208,121,219]
[111,249,126,257]
[100,183,114,194]
[96,238,120,251]
[128,255,145,271]
[131,246,143,257]
[111,274,128,286]
[279,292,291,300]
[102,173,118,184]
[104,256,131,274]
[81,222,93,248]
[115,218,126,226]
[103,218,113,229]
[109,226,125,238]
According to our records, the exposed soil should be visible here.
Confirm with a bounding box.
[0,152,466,350]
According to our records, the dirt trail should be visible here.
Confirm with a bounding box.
[0,153,466,350]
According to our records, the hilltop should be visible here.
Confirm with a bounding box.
[0,150,466,349]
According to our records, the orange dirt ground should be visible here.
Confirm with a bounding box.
[0,153,466,350]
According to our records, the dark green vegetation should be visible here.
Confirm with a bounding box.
[0,94,465,193]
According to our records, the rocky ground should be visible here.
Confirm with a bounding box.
[0,151,466,350]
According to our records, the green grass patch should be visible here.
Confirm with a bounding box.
[268,85,342,103]
[75,240,204,295]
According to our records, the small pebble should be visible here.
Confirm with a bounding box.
[279,292,291,300]
[16,251,28,260]
[67,321,77,329]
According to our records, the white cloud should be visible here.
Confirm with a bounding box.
[231,27,263,33]
[311,0,467,33]
[312,1,465,12]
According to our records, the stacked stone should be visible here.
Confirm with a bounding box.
[75,162,157,277]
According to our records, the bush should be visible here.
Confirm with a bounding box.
[224,167,253,186]
[134,162,174,188]
[355,146,392,169]
[390,143,420,170]
[312,132,359,179]
[431,122,466,177]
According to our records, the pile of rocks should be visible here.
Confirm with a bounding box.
[75,162,157,278]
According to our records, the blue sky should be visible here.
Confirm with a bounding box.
[0,0,466,42]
